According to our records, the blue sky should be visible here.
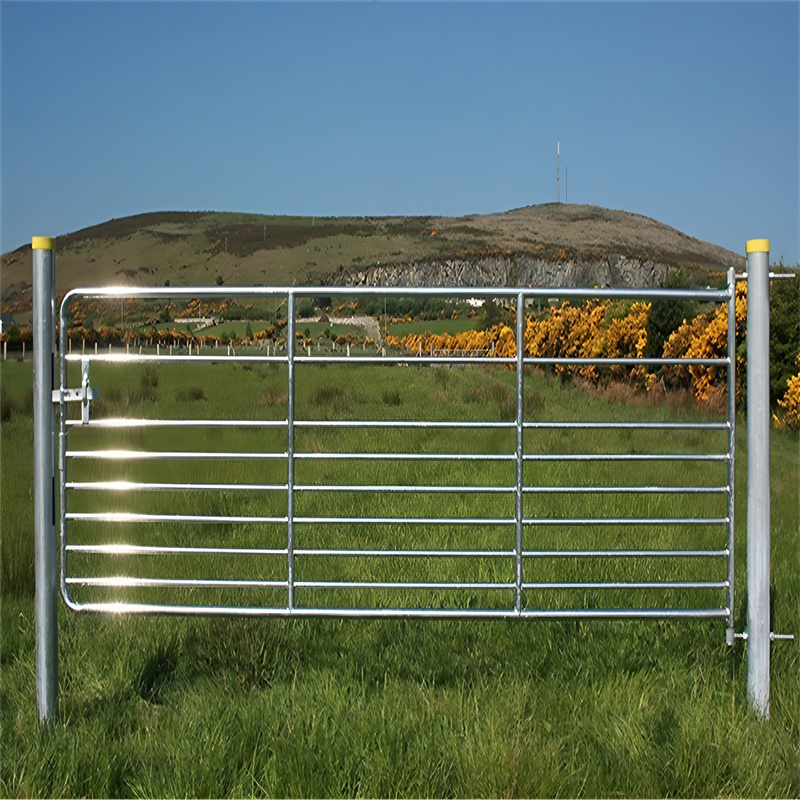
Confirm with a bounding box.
[2,1,798,265]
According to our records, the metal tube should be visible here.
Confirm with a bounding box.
[515,293,525,613]
[63,602,731,621]
[65,352,728,368]
[65,450,288,460]
[66,544,728,559]
[726,267,737,645]
[523,453,728,462]
[65,512,288,524]
[67,577,288,589]
[286,292,296,610]
[67,544,728,558]
[68,544,287,556]
[522,548,728,559]
[32,237,58,724]
[64,480,726,495]
[62,284,731,302]
[520,580,728,590]
[745,239,771,719]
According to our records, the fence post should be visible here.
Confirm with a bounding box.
[32,237,58,724]
[746,238,771,719]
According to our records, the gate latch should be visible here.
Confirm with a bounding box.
[52,361,99,425]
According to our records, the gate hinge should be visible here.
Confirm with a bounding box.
[51,361,99,424]
[51,386,99,403]
[731,631,795,642]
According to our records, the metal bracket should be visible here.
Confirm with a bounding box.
[732,631,795,642]
[51,360,99,424]
[735,272,797,280]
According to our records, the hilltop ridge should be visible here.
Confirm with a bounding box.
[1,204,745,305]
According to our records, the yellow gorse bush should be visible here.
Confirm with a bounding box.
[386,283,767,415]
[387,300,647,383]
[385,282,800,428]
[777,355,800,431]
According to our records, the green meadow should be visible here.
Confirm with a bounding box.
[1,356,797,798]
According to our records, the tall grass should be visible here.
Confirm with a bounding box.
[1,358,797,798]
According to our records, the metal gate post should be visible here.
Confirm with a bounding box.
[32,237,58,724]
[745,238,771,719]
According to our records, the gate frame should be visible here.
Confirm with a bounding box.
[31,237,776,723]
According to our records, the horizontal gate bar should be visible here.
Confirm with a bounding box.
[522,485,728,494]
[66,544,729,559]
[65,418,728,432]
[523,453,729,462]
[67,577,287,589]
[521,581,728,590]
[65,449,729,463]
[62,602,732,620]
[66,418,288,429]
[63,284,732,301]
[66,449,287,460]
[65,481,728,495]
[67,544,287,556]
[64,352,729,368]
[67,481,289,492]
[65,512,728,526]
[522,421,728,430]
[66,481,512,494]
[522,357,729,366]
[292,516,727,526]
[523,548,728,559]
[66,512,288,524]
[294,580,513,590]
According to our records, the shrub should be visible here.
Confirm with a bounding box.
[297,300,315,318]
[644,268,697,358]
[381,389,402,406]
[177,385,206,402]
[142,365,159,389]
[777,357,800,431]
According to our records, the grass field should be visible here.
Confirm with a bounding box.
[1,357,798,798]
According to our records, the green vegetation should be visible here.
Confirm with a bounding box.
[644,268,699,359]
[1,358,797,798]
[769,261,800,403]
[386,317,477,337]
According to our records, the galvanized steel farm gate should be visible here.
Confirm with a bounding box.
[31,239,781,723]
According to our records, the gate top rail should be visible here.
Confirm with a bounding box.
[60,283,732,305]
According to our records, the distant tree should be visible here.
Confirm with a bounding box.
[478,300,503,331]
[215,275,224,286]
[297,300,315,318]
[644,268,697,358]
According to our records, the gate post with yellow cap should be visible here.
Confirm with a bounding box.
[745,238,770,720]
[32,236,58,724]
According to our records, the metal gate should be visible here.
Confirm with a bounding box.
[51,282,738,630]
[34,239,785,723]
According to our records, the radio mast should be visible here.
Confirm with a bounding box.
[557,141,560,202]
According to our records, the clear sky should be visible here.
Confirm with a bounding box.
[2,1,798,265]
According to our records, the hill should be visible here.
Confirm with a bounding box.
[1,204,745,306]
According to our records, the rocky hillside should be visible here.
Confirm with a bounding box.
[1,204,745,307]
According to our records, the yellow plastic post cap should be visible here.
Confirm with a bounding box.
[31,236,55,249]
[746,239,770,253]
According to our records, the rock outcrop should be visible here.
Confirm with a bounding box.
[325,254,672,290]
